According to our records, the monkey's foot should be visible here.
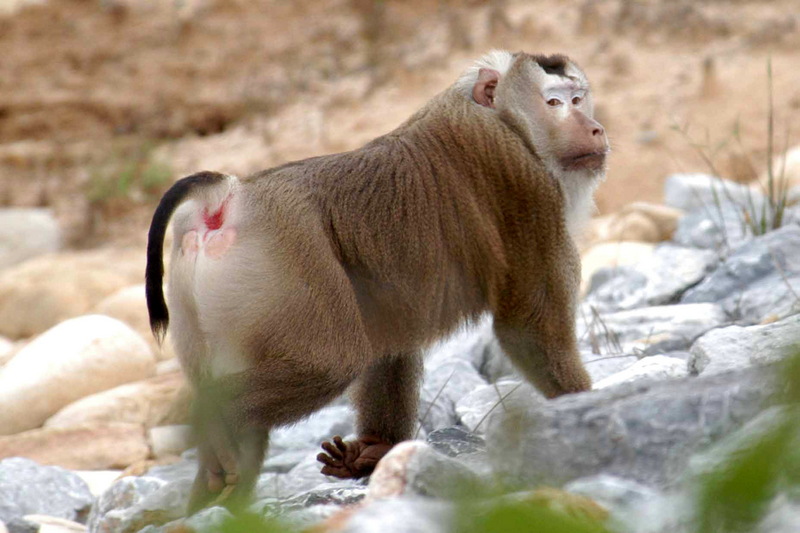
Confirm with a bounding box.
[317,435,393,479]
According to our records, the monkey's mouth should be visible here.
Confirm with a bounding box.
[563,151,608,172]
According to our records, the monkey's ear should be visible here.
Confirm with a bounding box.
[472,68,500,108]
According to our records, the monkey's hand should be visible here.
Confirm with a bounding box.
[317,435,393,479]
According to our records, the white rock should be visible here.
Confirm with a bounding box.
[0,208,60,271]
[577,303,728,355]
[587,203,683,245]
[581,241,655,293]
[93,284,176,361]
[0,315,156,435]
[690,314,800,376]
[74,470,123,498]
[581,351,639,384]
[664,173,758,213]
[0,336,14,366]
[593,355,688,389]
[758,144,800,195]
[366,440,480,501]
[419,359,487,433]
[326,497,453,533]
[454,380,528,435]
[45,372,184,430]
[0,248,144,339]
[22,515,86,532]
[0,0,47,15]
[148,425,193,458]
[0,423,149,470]
[282,453,338,495]
[156,358,182,375]
[269,404,355,456]
[586,244,718,312]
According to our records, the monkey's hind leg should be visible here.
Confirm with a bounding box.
[186,379,268,515]
[318,352,423,478]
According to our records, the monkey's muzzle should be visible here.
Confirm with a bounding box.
[563,150,608,172]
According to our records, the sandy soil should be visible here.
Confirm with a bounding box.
[0,0,798,247]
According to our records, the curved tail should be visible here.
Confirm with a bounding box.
[146,171,230,344]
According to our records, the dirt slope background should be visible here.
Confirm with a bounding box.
[0,0,798,247]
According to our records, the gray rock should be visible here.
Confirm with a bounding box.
[565,474,658,512]
[402,446,482,499]
[681,225,800,324]
[426,427,491,478]
[281,453,343,495]
[585,244,718,312]
[142,506,233,533]
[90,478,191,533]
[607,406,800,533]
[424,317,518,384]
[253,472,289,501]
[454,380,525,436]
[424,316,496,371]
[593,355,689,389]
[181,506,233,532]
[144,458,197,485]
[486,364,778,489]
[0,208,61,271]
[689,314,800,376]
[419,360,487,433]
[426,426,485,458]
[577,303,728,355]
[263,449,309,474]
[564,474,661,532]
[672,203,754,250]
[685,406,791,479]
[608,490,695,533]
[758,499,800,533]
[664,173,763,214]
[367,441,482,501]
[580,351,641,384]
[87,476,165,532]
[666,173,795,252]
[268,404,355,457]
[337,497,453,533]
[0,458,93,527]
[280,482,367,509]
[280,504,342,530]
[478,338,519,383]
[4,518,37,533]
[681,406,800,533]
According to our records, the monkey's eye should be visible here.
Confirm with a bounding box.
[572,96,582,105]
[547,98,563,107]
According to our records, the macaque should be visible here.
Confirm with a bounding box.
[146,50,608,513]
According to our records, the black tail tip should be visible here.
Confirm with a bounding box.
[151,319,168,346]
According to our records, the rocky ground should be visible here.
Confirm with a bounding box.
[1,172,800,533]
[2,0,800,532]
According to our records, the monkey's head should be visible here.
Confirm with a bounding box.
[459,51,609,181]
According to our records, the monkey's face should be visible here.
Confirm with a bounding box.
[537,78,608,174]
[490,55,609,179]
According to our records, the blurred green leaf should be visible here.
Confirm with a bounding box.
[218,511,295,533]
[693,350,800,532]
[455,497,611,533]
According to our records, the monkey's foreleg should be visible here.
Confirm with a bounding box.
[317,352,423,478]
[494,320,591,398]
[493,258,591,398]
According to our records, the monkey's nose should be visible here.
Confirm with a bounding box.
[592,124,605,137]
